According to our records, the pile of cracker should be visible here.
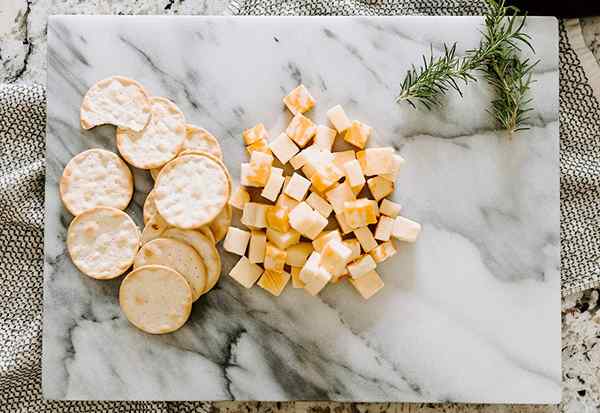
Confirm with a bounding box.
[223,85,421,299]
[61,76,231,334]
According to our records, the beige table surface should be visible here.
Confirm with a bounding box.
[1,1,599,412]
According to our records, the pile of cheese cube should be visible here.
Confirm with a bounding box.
[223,85,421,300]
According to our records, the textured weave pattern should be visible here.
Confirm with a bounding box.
[559,21,600,294]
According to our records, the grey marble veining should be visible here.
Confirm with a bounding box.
[43,15,559,403]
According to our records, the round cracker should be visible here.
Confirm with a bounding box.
[183,125,222,159]
[134,238,207,301]
[143,190,157,225]
[116,97,186,169]
[209,204,232,243]
[177,149,232,196]
[80,76,151,132]
[60,149,133,216]
[198,225,216,244]
[162,228,221,293]
[119,265,192,334]
[140,211,170,245]
[154,154,230,229]
[67,207,140,280]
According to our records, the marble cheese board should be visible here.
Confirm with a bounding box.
[43,15,560,402]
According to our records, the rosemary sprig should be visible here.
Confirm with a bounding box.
[396,0,538,134]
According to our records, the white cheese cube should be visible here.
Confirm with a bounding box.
[353,227,377,252]
[284,172,311,201]
[228,186,250,210]
[240,163,257,187]
[269,133,300,165]
[312,230,342,253]
[289,146,315,170]
[343,238,362,262]
[380,154,405,182]
[343,198,379,229]
[257,270,291,296]
[303,146,334,178]
[332,150,356,170]
[286,113,317,148]
[286,242,313,267]
[299,251,321,283]
[325,180,356,215]
[223,227,251,256]
[248,230,267,263]
[266,227,301,250]
[349,270,384,299]
[306,191,333,218]
[242,123,269,146]
[343,120,372,149]
[347,254,377,279]
[288,202,328,240]
[264,243,286,273]
[300,252,332,296]
[229,256,264,288]
[326,104,352,132]
[314,125,336,150]
[367,176,394,201]
[283,84,316,115]
[379,199,402,218]
[358,147,395,176]
[290,266,305,288]
[335,212,353,235]
[392,216,421,242]
[261,167,285,202]
[374,215,395,241]
[241,202,268,229]
[343,159,365,188]
[320,239,352,276]
[369,240,397,263]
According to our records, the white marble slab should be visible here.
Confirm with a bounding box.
[43,15,560,403]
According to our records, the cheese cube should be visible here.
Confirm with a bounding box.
[392,216,421,242]
[261,167,285,202]
[264,243,286,273]
[314,125,336,150]
[229,256,264,288]
[243,151,273,187]
[284,172,311,201]
[243,123,269,145]
[286,113,317,148]
[289,146,313,170]
[246,138,272,155]
[353,227,377,252]
[286,242,313,267]
[343,238,362,262]
[228,186,250,210]
[269,133,300,165]
[379,199,402,218]
[276,193,299,210]
[343,199,379,229]
[283,84,316,115]
[367,176,394,201]
[241,202,268,229]
[374,215,395,241]
[325,180,356,215]
[343,159,365,188]
[380,154,405,182]
[326,104,351,132]
[258,270,291,296]
[320,239,352,276]
[306,191,333,218]
[266,204,290,232]
[310,162,344,193]
[289,202,329,240]
[223,227,251,256]
[349,270,384,299]
[351,182,365,196]
[359,147,395,176]
[266,227,301,250]
[303,146,334,178]
[331,270,348,284]
[240,163,258,187]
[248,230,267,263]
[290,266,305,288]
[332,150,356,170]
[335,212,353,235]
[312,230,342,253]
[347,254,377,279]
[370,241,397,263]
[300,252,332,296]
[343,120,372,149]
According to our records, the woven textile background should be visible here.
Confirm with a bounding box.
[0,0,595,410]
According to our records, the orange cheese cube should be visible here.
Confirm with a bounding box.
[343,199,379,229]
[335,212,353,235]
[286,113,317,148]
[290,266,305,288]
[283,84,316,115]
[286,242,313,267]
[243,123,269,145]
[246,138,272,155]
[264,243,286,273]
[266,204,290,232]
[343,120,372,149]
[369,241,397,263]
[312,230,342,253]
[320,239,352,276]
[248,230,267,263]
[367,176,394,201]
[257,270,291,296]
[276,193,299,211]
[266,227,301,250]
[289,202,328,240]
[229,186,250,210]
[349,270,384,299]
[310,162,344,193]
